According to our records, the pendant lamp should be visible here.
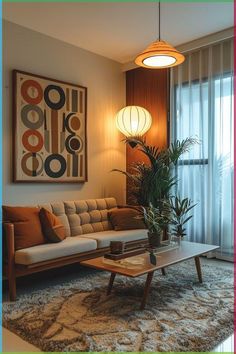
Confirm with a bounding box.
[135,2,185,69]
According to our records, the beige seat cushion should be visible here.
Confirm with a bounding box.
[81,229,148,248]
[15,236,97,265]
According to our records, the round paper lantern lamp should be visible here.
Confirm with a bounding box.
[115,106,152,141]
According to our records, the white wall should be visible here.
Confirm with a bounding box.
[2,20,126,205]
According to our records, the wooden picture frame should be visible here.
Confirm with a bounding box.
[13,70,87,183]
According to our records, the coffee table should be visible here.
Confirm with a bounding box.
[81,241,219,309]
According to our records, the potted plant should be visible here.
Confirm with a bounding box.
[142,203,169,247]
[169,196,196,240]
[113,136,197,208]
[142,196,196,248]
[113,136,198,243]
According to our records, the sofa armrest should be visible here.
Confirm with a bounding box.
[3,222,16,300]
[3,222,15,265]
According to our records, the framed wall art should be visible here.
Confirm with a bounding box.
[13,70,87,182]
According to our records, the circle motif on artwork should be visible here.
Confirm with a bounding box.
[65,113,81,134]
[44,154,66,178]
[21,80,43,105]
[65,135,83,154]
[22,130,44,153]
[21,105,44,129]
[21,152,44,177]
[70,116,81,131]
[44,85,65,110]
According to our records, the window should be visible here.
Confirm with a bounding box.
[171,40,234,259]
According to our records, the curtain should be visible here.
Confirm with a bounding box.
[170,38,234,260]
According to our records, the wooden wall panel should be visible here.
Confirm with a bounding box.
[126,67,169,203]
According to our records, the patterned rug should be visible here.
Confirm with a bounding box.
[2,260,234,352]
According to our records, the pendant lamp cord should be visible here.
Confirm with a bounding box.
[158,1,161,41]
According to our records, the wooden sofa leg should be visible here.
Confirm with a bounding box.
[8,270,16,301]
[4,223,17,301]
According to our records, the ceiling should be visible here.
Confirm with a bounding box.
[3,2,233,64]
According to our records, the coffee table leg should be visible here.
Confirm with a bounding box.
[194,256,203,283]
[107,272,116,295]
[161,268,166,276]
[140,271,154,310]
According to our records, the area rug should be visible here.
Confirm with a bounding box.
[3,260,233,352]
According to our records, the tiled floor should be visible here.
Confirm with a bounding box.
[2,258,234,352]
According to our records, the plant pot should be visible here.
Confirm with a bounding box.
[148,232,162,248]
[171,235,181,245]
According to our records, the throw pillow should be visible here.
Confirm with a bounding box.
[39,208,66,243]
[108,207,146,231]
[2,206,45,250]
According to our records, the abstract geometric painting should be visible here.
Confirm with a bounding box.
[13,70,87,182]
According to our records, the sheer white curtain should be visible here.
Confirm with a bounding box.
[170,38,234,260]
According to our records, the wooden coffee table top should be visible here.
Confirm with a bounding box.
[81,241,219,277]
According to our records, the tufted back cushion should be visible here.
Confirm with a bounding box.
[39,198,117,237]
[64,198,117,236]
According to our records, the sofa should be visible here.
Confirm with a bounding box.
[3,197,148,301]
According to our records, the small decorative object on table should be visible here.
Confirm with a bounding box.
[103,255,145,269]
[148,240,179,253]
[149,249,157,265]
[170,235,181,245]
[110,241,125,254]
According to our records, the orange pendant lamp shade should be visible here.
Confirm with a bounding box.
[135,40,185,69]
[135,2,185,69]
